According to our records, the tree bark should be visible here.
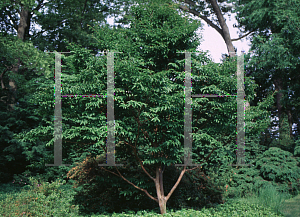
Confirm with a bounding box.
[154,164,188,215]
[208,0,236,57]
[287,109,293,139]
[155,166,167,215]
[8,6,30,111]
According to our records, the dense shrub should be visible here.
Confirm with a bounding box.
[66,153,225,215]
[256,147,300,194]
[0,177,80,216]
[225,147,300,199]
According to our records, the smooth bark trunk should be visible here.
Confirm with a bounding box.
[154,165,187,215]
[155,166,167,215]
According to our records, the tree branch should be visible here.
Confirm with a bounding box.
[132,113,156,180]
[193,109,205,130]
[231,31,255,41]
[188,146,217,170]
[80,0,88,28]
[0,70,8,90]
[176,2,225,39]
[194,116,213,134]
[32,0,46,13]
[165,160,187,201]
[114,166,159,203]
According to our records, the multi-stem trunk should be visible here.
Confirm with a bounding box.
[155,166,167,215]
[153,164,187,215]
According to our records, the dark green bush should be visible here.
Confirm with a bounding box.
[256,147,300,194]
[226,147,300,199]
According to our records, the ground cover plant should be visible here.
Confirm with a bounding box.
[0,175,295,216]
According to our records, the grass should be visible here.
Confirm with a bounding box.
[279,193,300,217]
[0,176,298,216]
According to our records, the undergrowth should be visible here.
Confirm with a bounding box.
[0,176,293,216]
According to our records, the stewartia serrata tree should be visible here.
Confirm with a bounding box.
[16,0,256,215]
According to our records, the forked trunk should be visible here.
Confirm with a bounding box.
[155,166,167,215]
[158,196,167,215]
[153,164,188,215]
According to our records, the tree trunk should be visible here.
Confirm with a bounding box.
[273,76,284,140]
[8,6,29,111]
[177,0,236,57]
[177,0,252,109]
[287,109,293,139]
[155,166,167,215]
[209,0,236,57]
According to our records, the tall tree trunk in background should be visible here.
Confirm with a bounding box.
[8,6,30,111]
[178,0,237,57]
[177,0,251,109]
[209,0,236,58]
[273,76,284,141]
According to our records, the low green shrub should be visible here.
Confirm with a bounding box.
[0,178,286,216]
[221,147,300,200]
[0,177,80,216]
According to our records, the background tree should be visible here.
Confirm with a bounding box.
[232,0,300,152]
[114,0,252,107]
[0,0,143,183]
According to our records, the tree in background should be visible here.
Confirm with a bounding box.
[0,0,142,183]
[232,0,300,152]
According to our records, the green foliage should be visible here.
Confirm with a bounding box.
[0,178,80,216]
[225,147,300,199]
[0,32,54,183]
[255,147,300,194]
[66,154,225,214]
[233,0,300,154]
[1,0,299,216]
[294,139,300,156]
[0,180,286,217]
[250,184,291,215]
[9,0,263,215]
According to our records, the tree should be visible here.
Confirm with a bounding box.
[0,23,56,181]
[0,0,141,110]
[16,0,258,214]
[232,0,300,150]
[0,0,145,183]
[113,0,252,108]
